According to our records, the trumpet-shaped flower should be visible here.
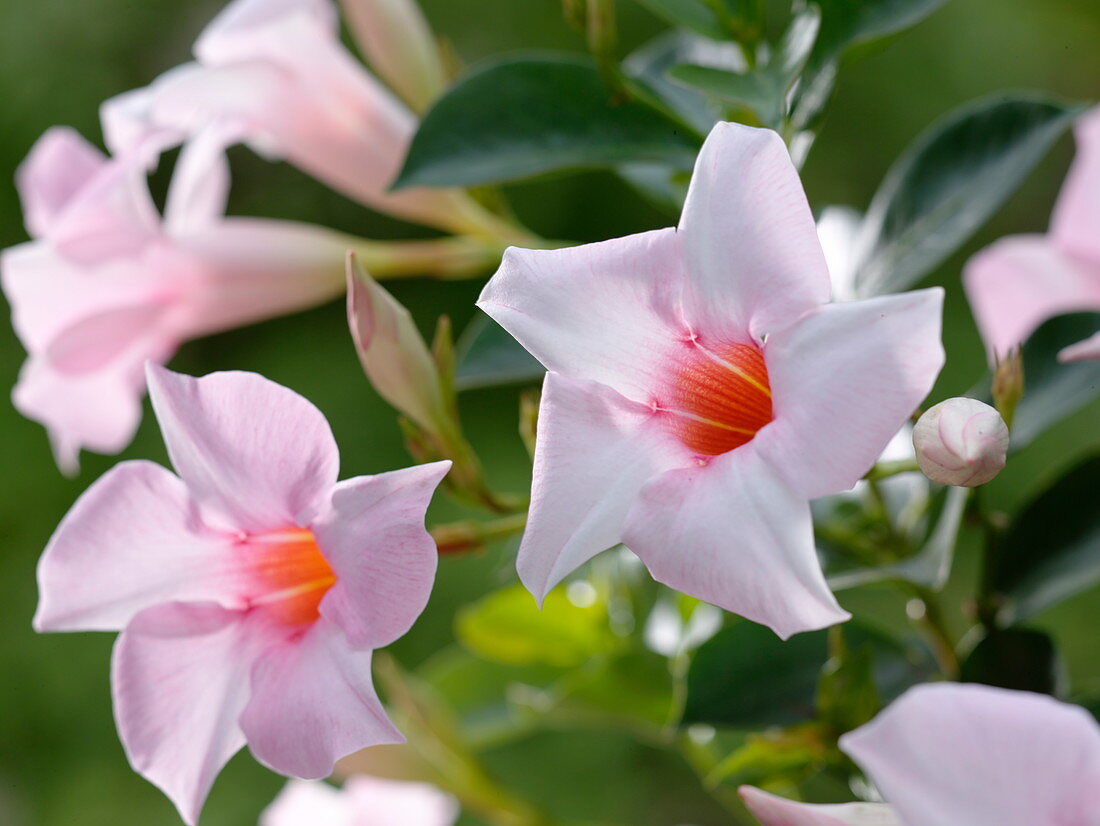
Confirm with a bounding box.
[965,106,1100,363]
[2,127,359,472]
[478,122,944,638]
[741,683,1100,826]
[101,0,505,235]
[34,365,449,825]
[262,777,458,826]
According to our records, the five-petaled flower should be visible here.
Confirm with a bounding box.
[479,121,944,638]
[1,126,357,473]
[965,106,1100,363]
[34,365,449,825]
[741,683,1100,826]
[262,776,459,826]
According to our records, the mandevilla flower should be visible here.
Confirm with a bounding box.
[912,398,1009,487]
[478,122,944,638]
[34,365,449,824]
[261,777,459,826]
[965,106,1100,363]
[741,682,1100,826]
[102,0,511,237]
[1,127,361,472]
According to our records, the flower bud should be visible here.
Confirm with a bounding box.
[346,252,449,434]
[339,0,447,112]
[912,398,1009,487]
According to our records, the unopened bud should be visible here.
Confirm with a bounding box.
[991,348,1024,429]
[339,0,447,112]
[912,398,1009,487]
[346,253,449,433]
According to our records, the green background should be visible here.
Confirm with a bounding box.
[1,0,1098,824]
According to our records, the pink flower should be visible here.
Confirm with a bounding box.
[965,107,1100,363]
[741,683,1100,826]
[2,127,358,472]
[478,122,944,638]
[101,0,501,235]
[34,364,450,825]
[261,777,458,826]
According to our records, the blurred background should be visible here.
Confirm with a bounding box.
[1,0,1098,824]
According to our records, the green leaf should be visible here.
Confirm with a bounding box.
[394,54,700,189]
[667,9,819,129]
[853,94,1082,297]
[960,627,1064,695]
[456,583,616,668]
[991,453,1100,621]
[807,0,951,76]
[682,621,932,728]
[1011,312,1100,449]
[631,0,728,40]
[455,314,544,391]
[555,647,676,726]
[816,630,882,733]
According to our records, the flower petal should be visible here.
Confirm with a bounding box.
[314,461,450,650]
[344,775,460,826]
[15,127,106,239]
[1051,106,1100,261]
[35,460,243,631]
[740,786,901,826]
[756,289,944,500]
[261,780,354,826]
[478,229,685,403]
[622,444,849,639]
[240,619,403,779]
[518,372,688,602]
[964,235,1100,362]
[163,125,234,234]
[112,602,261,825]
[679,122,830,341]
[840,683,1100,826]
[1059,329,1100,362]
[146,365,340,531]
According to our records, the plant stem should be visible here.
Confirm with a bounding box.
[431,512,528,555]
[865,458,921,481]
[899,581,960,678]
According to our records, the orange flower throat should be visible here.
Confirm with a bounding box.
[663,341,773,455]
[245,528,336,626]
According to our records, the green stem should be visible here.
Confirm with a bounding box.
[431,512,528,555]
[350,235,508,280]
[865,458,921,482]
[901,581,960,678]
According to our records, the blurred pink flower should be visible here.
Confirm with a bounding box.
[742,683,1100,826]
[101,0,502,235]
[2,127,359,472]
[478,122,944,639]
[34,365,449,825]
[965,107,1100,363]
[261,777,459,826]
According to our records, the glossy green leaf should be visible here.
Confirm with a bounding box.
[555,647,676,726]
[992,453,1100,621]
[960,627,1063,695]
[1011,312,1100,450]
[853,95,1082,296]
[456,583,616,668]
[455,314,544,391]
[394,54,700,189]
[681,621,933,728]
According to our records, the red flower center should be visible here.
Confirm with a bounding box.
[245,528,336,626]
[662,341,773,456]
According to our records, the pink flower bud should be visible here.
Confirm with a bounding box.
[912,398,1009,487]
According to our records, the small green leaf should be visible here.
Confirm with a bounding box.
[668,64,781,124]
[631,0,728,40]
[456,583,615,668]
[682,621,932,728]
[454,314,545,391]
[1011,312,1100,450]
[556,647,676,726]
[395,54,700,189]
[708,724,828,788]
[960,627,1064,695]
[853,94,1083,297]
[992,453,1100,621]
